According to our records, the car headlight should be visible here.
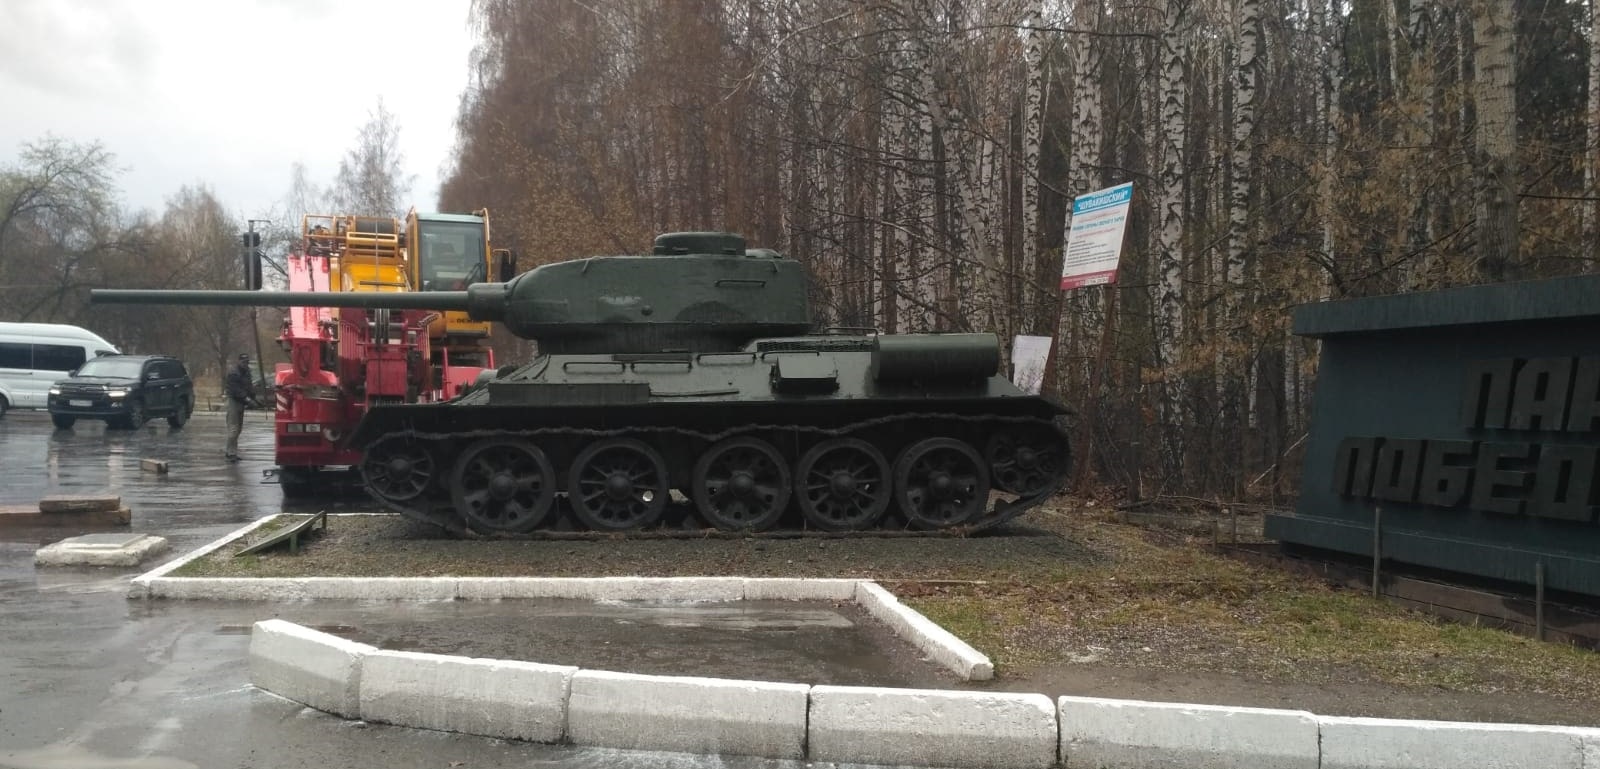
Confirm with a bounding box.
[48,387,61,395]
[107,388,128,398]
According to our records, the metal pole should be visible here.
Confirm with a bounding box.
[1371,504,1382,599]
[247,219,270,387]
[1535,561,1546,642]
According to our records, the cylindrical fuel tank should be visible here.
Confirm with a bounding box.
[870,333,1001,382]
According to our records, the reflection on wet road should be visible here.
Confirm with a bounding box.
[0,413,885,769]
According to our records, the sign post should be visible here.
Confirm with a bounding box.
[1039,182,1134,491]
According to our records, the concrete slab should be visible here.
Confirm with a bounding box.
[1058,695,1319,769]
[567,670,808,759]
[249,619,372,718]
[1318,715,1600,769]
[0,505,130,528]
[34,533,168,567]
[38,494,121,513]
[808,684,1057,769]
[855,581,994,681]
[358,650,576,743]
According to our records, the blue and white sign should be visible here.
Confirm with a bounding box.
[1061,182,1133,290]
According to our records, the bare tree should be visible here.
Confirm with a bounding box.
[331,100,414,218]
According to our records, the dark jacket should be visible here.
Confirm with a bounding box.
[225,365,256,405]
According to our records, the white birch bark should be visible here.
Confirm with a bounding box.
[892,79,915,333]
[1405,0,1437,287]
[912,33,939,333]
[1382,0,1401,99]
[1065,0,1106,393]
[1470,0,1517,279]
[911,2,1002,338]
[1020,0,1046,332]
[1227,0,1257,291]
[1156,0,1191,467]
[1228,0,1260,426]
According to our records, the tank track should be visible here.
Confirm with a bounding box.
[361,411,1070,538]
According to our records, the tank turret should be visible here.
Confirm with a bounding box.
[93,232,1071,537]
[94,232,810,355]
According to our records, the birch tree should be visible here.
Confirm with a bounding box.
[1019,0,1047,332]
[1155,0,1192,471]
[1588,0,1600,268]
[1470,0,1517,280]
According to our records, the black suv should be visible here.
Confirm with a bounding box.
[48,354,195,430]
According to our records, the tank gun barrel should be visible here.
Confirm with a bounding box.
[90,285,509,320]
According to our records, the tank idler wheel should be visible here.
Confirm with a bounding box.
[568,438,669,531]
[451,438,558,534]
[894,438,991,529]
[360,436,438,502]
[986,428,1069,496]
[692,436,792,532]
[795,438,892,531]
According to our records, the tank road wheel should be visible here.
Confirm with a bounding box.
[986,428,1068,496]
[450,439,557,534]
[691,437,792,532]
[360,436,438,502]
[795,438,892,531]
[568,438,669,531]
[894,438,991,529]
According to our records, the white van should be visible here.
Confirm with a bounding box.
[0,322,120,417]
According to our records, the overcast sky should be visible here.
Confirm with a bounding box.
[0,0,474,226]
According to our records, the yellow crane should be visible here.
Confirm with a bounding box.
[402,208,515,366]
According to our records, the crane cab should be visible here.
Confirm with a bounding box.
[404,209,514,358]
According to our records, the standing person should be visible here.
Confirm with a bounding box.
[224,353,259,461]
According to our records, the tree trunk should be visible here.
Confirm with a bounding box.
[1589,0,1600,270]
[1020,0,1046,334]
[1228,0,1260,431]
[1470,0,1517,280]
[1156,0,1191,476]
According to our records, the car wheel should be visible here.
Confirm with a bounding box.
[0,395,7,419]
[168,398,190,429]
[126,399,147,428]
[51,414,76,430]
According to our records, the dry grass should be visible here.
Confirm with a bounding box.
[904,506,1600,702]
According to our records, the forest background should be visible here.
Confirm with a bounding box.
[0,0,1591,502]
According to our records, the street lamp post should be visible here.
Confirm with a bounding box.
[245,219,272,386]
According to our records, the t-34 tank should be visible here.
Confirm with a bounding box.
[93,232,1070,535]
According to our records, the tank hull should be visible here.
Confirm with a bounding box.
[350,336,1071,535]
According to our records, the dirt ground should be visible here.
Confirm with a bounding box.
[182,501,1600,727]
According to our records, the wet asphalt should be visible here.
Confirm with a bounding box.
[0,411,935,769]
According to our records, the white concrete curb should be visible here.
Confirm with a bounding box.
[359,649,575,743]
[1058,695,1319,769]
[127,517,277,597]
[809,684,1057,769]
[248,619,372,718]
[855,581,994,681]
[211,517,1600,768]
[245,619,1600,769]
[568,670,808,759]
[134,523,991,682]
[1317,715,1600,769]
